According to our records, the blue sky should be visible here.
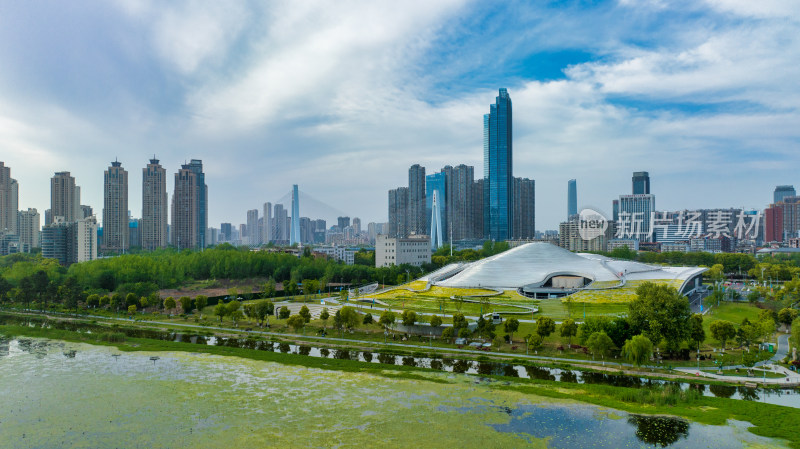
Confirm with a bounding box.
[1,0,799,230]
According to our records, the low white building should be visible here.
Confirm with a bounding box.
[375,234,431,267]
[316,245,357,265]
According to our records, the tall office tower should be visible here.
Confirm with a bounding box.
[512,177,535,239]
[0,162,18,233]
[129,218,141,248]
[17,208,40,252]
[388,187,409,238]
[472,179,484,238]
[337,216,351,230]
[313,219,326,243]
[447,164,475,241]
[618,194,656,241]
[426,171,447,245]
[351,217,361,234]
[408,164,426,235]
[239,224,247,242]
[247,209,261,246]
[273,203,288,242]
[51,172,79,223]
[290,184,300,245]
[778,196,800,241]
[262,202,273,243]
[567,179,577,219]
[612,199,619,222]
[774,185,796,204]
[142,157,168,250]
[220,223,232,242]
[102,160,129,252]
[632,171,650,195]
[185,160,207,248]
[484,88,513,241]
[171,162,206,249]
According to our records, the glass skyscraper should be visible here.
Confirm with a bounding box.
[426,171,446,248]
[484,88,513,241]
[567,179,577,219]
[632,171,650,195]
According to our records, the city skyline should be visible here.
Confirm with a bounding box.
[0,2,798,230]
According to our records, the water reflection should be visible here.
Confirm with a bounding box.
[2,313,798,408]
[629,415,689,447]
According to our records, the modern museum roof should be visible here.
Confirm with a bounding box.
[434,242,706,291]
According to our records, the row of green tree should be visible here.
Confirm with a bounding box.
[0,245,428,300]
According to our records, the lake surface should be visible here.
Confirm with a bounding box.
[0,336,790,448]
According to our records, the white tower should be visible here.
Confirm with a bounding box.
[430,190,443,250]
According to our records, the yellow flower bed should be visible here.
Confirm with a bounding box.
[566,279,687,304]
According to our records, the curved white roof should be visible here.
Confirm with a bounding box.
[436,242,706,291]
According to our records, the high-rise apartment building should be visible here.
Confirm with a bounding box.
[41,215,97,265]
[273,203,288,242]
[142,157,168,250]
[484,88,513,241]
[447,164,477,241]
[50,172,80,223]
[220,223,232,242]
[337,216,351,230]
[408,164,426,236]
[171,161,207,249]
[632,171,650,195]
[103,160,128,252]
[247,209,261,246]
[351,217,361,234]
[567,179,577,219]
[388,187,409,238]
[512,177,535,239]
[0,162,18,234]
[765,205,783,242]
[17,208,40,252]
[290,184,300,245]
[774,185,796,204]
[262,202,272,243]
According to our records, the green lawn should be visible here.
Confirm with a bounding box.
[704,301,763,325]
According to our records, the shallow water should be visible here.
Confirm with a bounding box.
[0,337,790,448]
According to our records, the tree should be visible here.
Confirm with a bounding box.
[230,309,244,326]
[587,331,614,363]
[86,294,100,308]
[362,312,373,325]
[278,306,290,319]
[339,306,360,331]
[59,277,83,312]
[254,299,274,327]
[128,304,137,315]
[320,307,330,328]
[262,279,276,299]
[527,333,543,351]
[628,282,691,352]
[0,276,11,302]
[214,302,227,323]
[503,318,519,342]
[195,295,208,316]
[536,316,556,338]
[778,308,799,328]
[299,305,311,323]
[452,313,467,332]
[622,335,653,367]
[287,314,305,332]
[111,292,123,312]
[164,296,177,312]
[709,320,736,349]
[430,315,443,327]
[125,292,138,307]
[688,313,705,349]
[226,300,241,320]
[379,310,396,329]
[179,296,193,314]
[790,319,800,358]
[338,289,348,303]
[401,309,417,327]
[560,319,578,346]
[441,327,454,342]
